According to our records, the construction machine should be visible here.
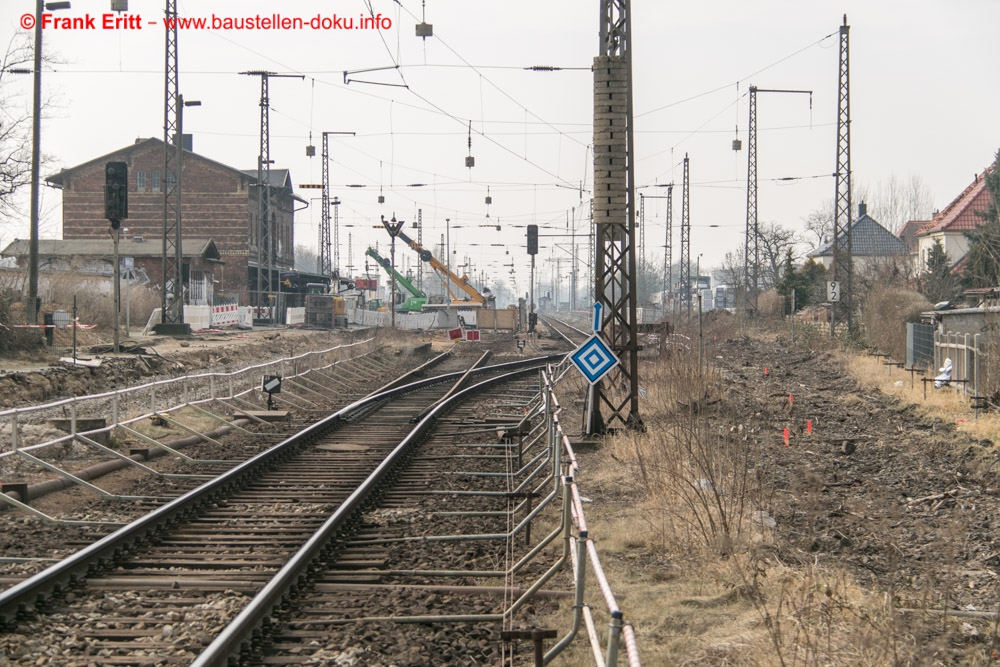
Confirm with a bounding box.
[364,247,427,312]
[394,230,493,308]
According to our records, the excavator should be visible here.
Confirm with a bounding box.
[364,247,427,312]
[393,230,493,308]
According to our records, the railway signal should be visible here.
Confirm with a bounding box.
[104,161,128,227]
[261,375,282,410]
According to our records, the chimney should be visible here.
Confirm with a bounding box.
[857,202,867,218]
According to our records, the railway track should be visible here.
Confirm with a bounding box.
[0,351,570,665]
[537,315,590,347]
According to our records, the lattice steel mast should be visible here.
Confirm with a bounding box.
[319,134,332,278]
[416,208,423,292]
[592,0,641,431]
[639,193,645,268]
[160,0,181,327]
[680,155,691,315]
[743,87,758,314]
[831,16,853,335]
[742,86,811,314]
[653,185,673,311]
[240,71,302,313]
[319,131,353,281]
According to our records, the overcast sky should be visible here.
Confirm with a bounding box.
[2,0,998,298]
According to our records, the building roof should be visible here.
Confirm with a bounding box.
[0,238,222,261]
[897,219,930,252]
[809,203,911,258]
[918,164,994,235]
[240,168,292,188]
[46,139,304,204]
[240,169,307,205]
[45,138,254,188]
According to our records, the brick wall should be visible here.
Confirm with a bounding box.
[56,139,297,300]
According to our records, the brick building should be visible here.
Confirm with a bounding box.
[45,137,305,305]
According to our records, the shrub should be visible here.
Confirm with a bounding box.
[859,287,930,360]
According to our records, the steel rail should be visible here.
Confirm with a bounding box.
[0,353,558,630]
[539,314,590,346]
[190,363,547,666]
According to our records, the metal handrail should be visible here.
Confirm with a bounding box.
[0,354,556,631]
[0,337,378,458]
[541,367,642,667]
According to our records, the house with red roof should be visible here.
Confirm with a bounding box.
[914,164,994,273]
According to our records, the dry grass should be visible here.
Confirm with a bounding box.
[844,352,1000,447]
[539,344,1000,665]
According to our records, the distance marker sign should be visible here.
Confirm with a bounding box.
[570,334,620,385]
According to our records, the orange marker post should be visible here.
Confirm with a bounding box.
[764,367,769,377]
[783,427,790,447]
[789,393,794,406]
[806,419,813,435]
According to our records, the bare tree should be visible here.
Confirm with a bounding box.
[863,173,935,233]
[803,207,831,250]
[0,34,63,231]
[801,173,936,243]
[756,221,801,289]
[294,244,319,273]
[0,35,35,224]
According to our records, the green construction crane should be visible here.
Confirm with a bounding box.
[365,247,427,312]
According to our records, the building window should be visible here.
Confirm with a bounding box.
[165,171,176,189]
[151,171,161,190]
[136,171,146,190]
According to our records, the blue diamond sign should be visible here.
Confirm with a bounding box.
[570,334,620,385]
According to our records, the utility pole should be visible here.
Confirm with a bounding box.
[320,130,354,282]
[831,15,853,336]
[26,0,70,323]
[593,0,641,432]
[240,70,303,322]
[742,85,812,315]
[381,214,405,330]
[681,155,691,317]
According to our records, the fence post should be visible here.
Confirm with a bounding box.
[606,610,623,667]
[974,333,981,416]
[964,333,971,396]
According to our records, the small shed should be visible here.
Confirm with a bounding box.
[0,237,223,305]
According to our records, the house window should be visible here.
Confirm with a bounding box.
[136,171,146,190]
[165,171,176,189]
[151,170,161,190]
